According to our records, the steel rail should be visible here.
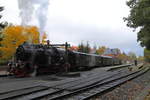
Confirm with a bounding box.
[16,66,146,100]
[0,64,144,100]
[44,68,149,100]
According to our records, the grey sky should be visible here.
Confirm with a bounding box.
[0,0,143,56]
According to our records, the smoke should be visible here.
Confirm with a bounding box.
[18,0,49,43]
[18,0,34,26]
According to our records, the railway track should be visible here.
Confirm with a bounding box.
[0,65,148,100]
[41,68,149,100]
[0,69,123,99]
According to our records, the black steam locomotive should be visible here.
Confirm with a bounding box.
[8,42,122,77]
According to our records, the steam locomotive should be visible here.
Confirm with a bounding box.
[8,42,122,77]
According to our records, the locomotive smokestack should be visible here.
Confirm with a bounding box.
[47,40,50,45]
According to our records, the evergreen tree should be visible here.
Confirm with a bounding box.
[78,41,91,53]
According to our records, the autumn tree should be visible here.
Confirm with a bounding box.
[124,0,150,49]
[69,46,78,51]
[96,46,106,55]
[117,52,129,63]
[41,33,47,44]
[0,25,40,60]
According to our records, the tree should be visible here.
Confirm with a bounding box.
[124,0,150,49]
[41,33,47,44]
[92,44,97,54]
[69,46,78,51]
[78,42,91,53]
[0,25,40,60]
[144,48,150,62]
[0,6,4,19]
[117,52,130,63]
[0,7,10,44]
[0,6,5,43]
[85,41,90,53]
[128,51,137,59]
[96,46,106,55]
[78,42,84,52]
[137,56,144,62]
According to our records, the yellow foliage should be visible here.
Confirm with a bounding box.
[0,47,14,60]
[41,33,48,44]
[117,54,127,60]
[25,26,40,44]
[96,46,106,55]
[117,53,133,62]
[0,25,40,60]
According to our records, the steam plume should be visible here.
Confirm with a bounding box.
[18,0,49,42]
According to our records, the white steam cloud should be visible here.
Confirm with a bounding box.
[18,0,49,42]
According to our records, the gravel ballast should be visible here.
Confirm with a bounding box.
[90,66,150,100]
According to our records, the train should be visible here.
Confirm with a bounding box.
[8,42,122,77]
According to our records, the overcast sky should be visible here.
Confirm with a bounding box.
[0,0,144,56]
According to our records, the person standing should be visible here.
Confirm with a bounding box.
[134,59,137,66]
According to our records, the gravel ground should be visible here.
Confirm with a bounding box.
[90,66,150,100]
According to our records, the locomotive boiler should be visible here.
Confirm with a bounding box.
[8,42,122,77]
